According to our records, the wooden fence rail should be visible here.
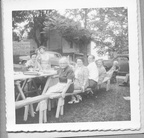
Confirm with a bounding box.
[15,89,83,109]
[15,94,51,109]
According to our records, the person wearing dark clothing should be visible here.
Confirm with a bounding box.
[45,57,74,95]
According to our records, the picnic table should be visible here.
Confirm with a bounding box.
[14,70,57,121]
[15,67,115,123]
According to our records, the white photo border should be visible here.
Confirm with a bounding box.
[2,0,141,132]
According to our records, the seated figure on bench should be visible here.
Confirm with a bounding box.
[45,57,74,96]
[68,57,89,104]
[97,59,107,85]
[103,60,120,83]
[95,60,119,91]
[87,55,99,95]
[110,61,120,83]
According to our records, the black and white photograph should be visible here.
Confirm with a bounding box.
[13,7,130,124]
[2,0,141,133]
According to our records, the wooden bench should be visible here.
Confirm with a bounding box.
[98,69,117,91]
[47,87,92,118]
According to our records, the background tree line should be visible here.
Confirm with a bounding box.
[12,7,128,59]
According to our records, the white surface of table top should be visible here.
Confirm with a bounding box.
[14,70,57,80]
[116,76,126,79]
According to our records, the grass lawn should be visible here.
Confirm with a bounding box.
[16,83,130,124]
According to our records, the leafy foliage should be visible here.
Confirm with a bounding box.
[64,8,128,58]
[43,9,93,64]
[93,8,128,57]
[12,8,128,58]
[43,13,92,46]
[12,10,57,46]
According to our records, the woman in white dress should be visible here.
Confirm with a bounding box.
[38,46,51,71]
[36,46,51,91]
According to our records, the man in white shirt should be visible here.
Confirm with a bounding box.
[87,55,99,92]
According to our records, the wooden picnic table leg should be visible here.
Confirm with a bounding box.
[29,104,35,117]
[51,99,55,108]
[60,99,65,116]
[15,80,35,121]
[15,81,28,121]
[16,80,25,101]
[47,99,51,111]
[106,80,110,91]
[37,99,48,123]
[15,81,26,100]
[23,98,35,121]
[56,97,64,118]
[56,100,61,118]
[37,76,52,123]
[24,105,29,121]
[16,94,21,101]
[16,79,28,101]
[39,110,43,123]
[42,76,52,94]
[44,110,47,123]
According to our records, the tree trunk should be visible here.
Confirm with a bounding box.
[84,9,88,29]
[83,9,88,65]
[34,34,40,47]
[82,43,88,66]
[34,28,41,48]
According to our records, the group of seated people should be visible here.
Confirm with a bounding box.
[47,55,119,104]
[25,46,51,71]
[24,46,120,104]
[24,46,52,91]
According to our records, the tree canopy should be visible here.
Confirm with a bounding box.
[12,7,128,58]
[12,10,57,46]
[43,13,92,46]
[64,7,128,58]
